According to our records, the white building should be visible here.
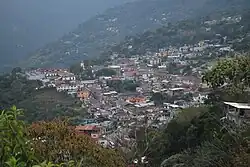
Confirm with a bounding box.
[223,102,250,125]
[61,75,76,81]
[149,58,161,66]
[45,72,58,78]
[168,88,185,96]
[80,61,85,70]
[56,84,78,92]
[57,71,76,81]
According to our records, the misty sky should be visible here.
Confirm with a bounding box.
[0,0,135,65]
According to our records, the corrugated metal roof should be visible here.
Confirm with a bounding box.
[224,102,250,109]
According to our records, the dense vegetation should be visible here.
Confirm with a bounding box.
[69,61,118,79]
[95,68,117,77]
[2,56,250,166]
[107,79,139,93]
[0,107,125,167]
[0,70,85,123]
[2,1,250,166]
[0,69,41,110]
[110,9,250,58]
[130,56,250,167]
[150,92,193,106]
[144,105,250,167]
[203,56,250,103]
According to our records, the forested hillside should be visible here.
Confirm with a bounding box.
[0,70,85,123]
[2,1,250,166]
[129,56,250,167]
[0,108,125,167]
[20,0,250,68]
[109,9,250,57]
[2,57,250,167]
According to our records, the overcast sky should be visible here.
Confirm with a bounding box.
[0,0,135,65]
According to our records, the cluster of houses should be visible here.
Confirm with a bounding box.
[24,15,250,161]
[25,58,209,149]
[25,48,250,153]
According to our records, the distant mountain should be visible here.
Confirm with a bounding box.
[20,0,250,68]
[0,0,134,71]
[111,9,250,58]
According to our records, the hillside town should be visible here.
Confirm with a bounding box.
[3,0,250,166]
[24,14,250,162]
[25,49,206,148]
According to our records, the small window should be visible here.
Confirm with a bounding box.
[239,110,245,116]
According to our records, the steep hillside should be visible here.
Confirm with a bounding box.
[0,72,85,123]
[110,9,250,57]
[20,0,250,68]
[0,0,134,71]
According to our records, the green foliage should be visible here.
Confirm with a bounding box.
[69,63,83,75]
[95,68,116,77]
[28,120,125,167]
[18,0,250,68]
[107,79,139,93]
[203,56,250,89]
[0,73,42,110]
[1,107,126,167]
[11,67,22,75]
[0,72,84,123]
[160,154,188,167]
[150,92,182,106]
[18,88,84,123]
[123,80,138,92]
[150,92,165,106]
[110,7,250,61]
[203,56,250,102]
[80,69,95,80]
[145,106,209,165]
[107,80,123,92]
[0,106,38,167]
[144,105,250,167]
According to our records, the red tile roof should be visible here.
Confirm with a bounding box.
[75,125,99,131]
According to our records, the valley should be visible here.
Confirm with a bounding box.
[1,0,250,166]
[19,0,250,68]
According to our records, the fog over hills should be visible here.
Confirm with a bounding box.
[20,0,250,69]
[0,0,134,70]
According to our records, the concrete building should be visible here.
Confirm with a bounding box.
[223,102,250,125]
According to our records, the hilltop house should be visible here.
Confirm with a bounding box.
[223,102,250,125]
[75,125,101,140]
[168,87,185,96]
[57,71,76,81]
[56,84,78,92]
[44,69,76,81]
[45,71,58,78]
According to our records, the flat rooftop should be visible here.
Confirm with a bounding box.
[224,102,250,109]
[169,88,185,91]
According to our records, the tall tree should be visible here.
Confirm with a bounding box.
[28,120,125,167]
[0,107,126,167]
[202,56,250,102]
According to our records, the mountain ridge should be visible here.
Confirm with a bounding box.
[19,0,250,68]
[0,0,135,71]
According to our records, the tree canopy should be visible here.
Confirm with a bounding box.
[107,79,139,93]
[0,107,126,167]
[143,106,250,167]
[95,68,117,77]
[202,56,250,102]
[0,72,85,123]
[203,56,250,89]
